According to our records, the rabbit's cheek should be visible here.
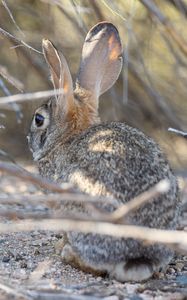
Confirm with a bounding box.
[40,129,47,146]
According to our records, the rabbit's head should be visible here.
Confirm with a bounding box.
[28,22,123,160]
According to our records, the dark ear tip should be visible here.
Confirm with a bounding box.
[87,21,120,40]
[42,39,58,54]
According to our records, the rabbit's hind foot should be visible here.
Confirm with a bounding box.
[59,243,155,282]
[111,258,154,282]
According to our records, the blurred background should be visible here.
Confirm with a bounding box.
[0,0,187,171]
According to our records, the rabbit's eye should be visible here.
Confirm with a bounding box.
[35,113,44,127]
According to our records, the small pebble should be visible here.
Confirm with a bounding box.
[96,276,102,281]
[54,233,63,239]
[34,249,40,255]
[2,256,10,263]
[167,268,176,275]
[0,239,6,244]
[15,253,23,261]
[7,250,14,257]
[20,261,27,268]
[175,262,184,272]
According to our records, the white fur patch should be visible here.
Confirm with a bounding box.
[60,244,75,263]
[111,261,154,282]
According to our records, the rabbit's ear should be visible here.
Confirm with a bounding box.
[76,22,123,102]
[42,39,73,101]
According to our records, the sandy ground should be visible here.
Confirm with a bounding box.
[0,166,187,300]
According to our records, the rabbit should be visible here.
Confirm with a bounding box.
[28,22,180,282]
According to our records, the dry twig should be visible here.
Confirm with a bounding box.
[0,162,74,193]
[129,61,181,128]
[0,26,42,54]
[0,282,30,300]
[166,0,187,18]
[168,127,187,138]
[0,65,24,92]
[0,219,186,252]
[140,0,187,57]
[90,0,103,21]
[0,89,63,107]
[2,0,24,37]
[0,208,54,220]
[108,179,170,221]
[0,22,50,87]
[0,77,22,121]
[0,193,116,207]
[0,179,170,222]
[40,0,85,36]
[101,0,126,21]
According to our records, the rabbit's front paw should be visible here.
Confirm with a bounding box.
[60,243,77,264]
[55,235,80,266]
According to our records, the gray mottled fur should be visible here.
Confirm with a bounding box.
[28,22,180,282]
[29,120,180,277]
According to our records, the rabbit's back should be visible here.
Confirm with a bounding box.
[51,122,179,274]
[44,122,179,229]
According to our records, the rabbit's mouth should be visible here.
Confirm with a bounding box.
[27,131,42,158]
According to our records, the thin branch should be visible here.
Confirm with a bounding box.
[70,0,88,33]
[40,0,85,36]
[101,0,126,21]
[129,61,181,128]
[0,162,74,193]
[0,64,24,92]
[168,127,187,138]
[16,48,50,87]
[0,149,18,164]
[28,290,101,300]
[90,0,103,21]
[161,32,187,68]
[166,0,187,18]
[0,23,50,87]
[0,78,11,96]
[0,179,170,222]
[140,0,187,57]
[0,219,186,252]
[0,179,170,220]
[0,208,55,220]
[0,185,171,224]
[0,193,117,207]
[2,0,25,37]
[126,24,181,128]
[108,179,170,222]
[0,64,24,122]
[0,77,22,122]
[0,89,63,107]
[0,282,30,300]
[0,26,42,54]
